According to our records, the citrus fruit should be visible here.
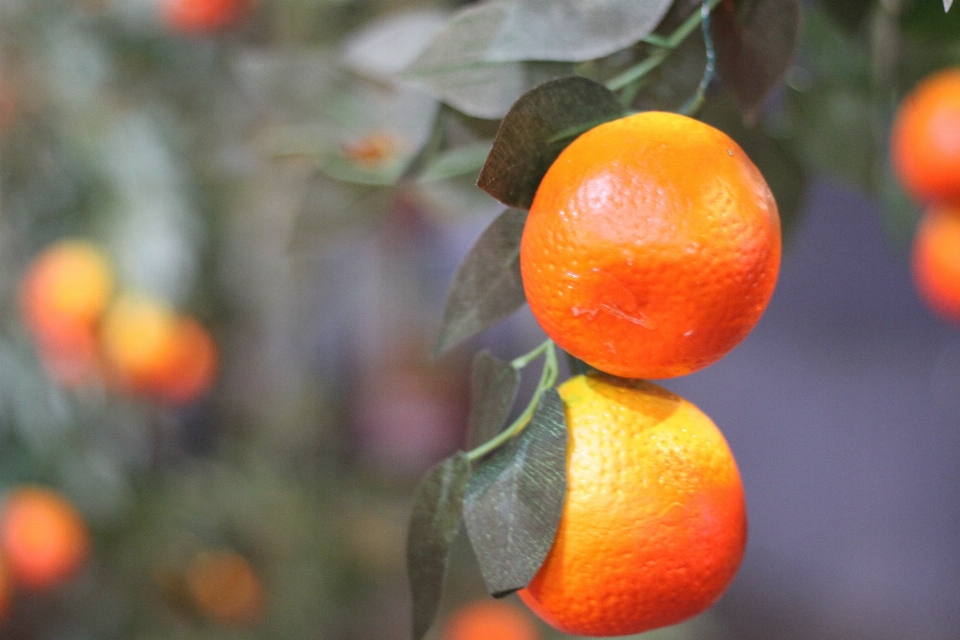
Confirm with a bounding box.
[0,558,10,622]
[154,316,219,405]
[912,204,960,324]
[891,68,960,204]
[20,239,114,351]
[520,111,781,379]
[0,486,90,591]
[517,373,747,637]
[442,600,540,640]
[186,550,264,627]
[162,0,251,33]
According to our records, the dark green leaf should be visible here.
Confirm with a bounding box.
[485,0,673,63]
[464,388,567,597]
[699,96,808,237]
[433,208,528,357]
[400,2,573,119]
[467,351,521,450]
[711,0,802,123]
[477,76,624,209]
[631,25,708,112]
[407,453,472,640]
[815,0,873,32]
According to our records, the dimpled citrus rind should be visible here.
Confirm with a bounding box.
[520,111,781,379]
[518,374,747,637]
[892,69,960,204]
[913,206,960,324]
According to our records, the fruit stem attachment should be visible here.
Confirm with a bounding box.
[606,0,723,93]
[467,340,559,462]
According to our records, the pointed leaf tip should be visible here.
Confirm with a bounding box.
[477,76,624,209]
[433,208,528,357]
[464,388,567,597]
[407,453,472,640]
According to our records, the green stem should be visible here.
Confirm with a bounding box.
[510,339,552,369]
[468,341,558,462]
[605,0,723,92]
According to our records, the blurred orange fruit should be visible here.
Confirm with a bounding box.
[155,317,219,405]
[520,111,781,379]
[161,0,252,33]
[20,240,114,385]
[912,204,960,324]
[442,600,540,640]
[517,373,747,636]
[186,550,264,627]
[100,293,182,395]
[0,487,90,592]
[891,68,960,204]
[0,558,10,622]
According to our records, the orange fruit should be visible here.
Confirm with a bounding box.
[161,0,251,33]
[517,373,747,637]
[0,558,10,622]
[100,293,183,395]
[186,550,264,627]
[20,240,114,385]
[154,316,219,405]
[891,68,960,204]
[442,600,540,640]
[520,111,781,379]
[912,204,960,324]
[0,487,90,592]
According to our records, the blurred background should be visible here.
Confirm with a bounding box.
[0,0,957,639]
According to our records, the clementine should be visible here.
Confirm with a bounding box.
[186,550,264,627]
[154,316,219,405]
[520,111,781,379]
[517,373,747,637]
[0,486,90,592]
[162,0,251,33]
[891,68,960,204]
[20,240,114,385]
[442,600,540,640]
[912,204,960,324]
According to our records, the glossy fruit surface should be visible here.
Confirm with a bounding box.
[517,373,747,637]
[0,487,90,591]
[442,600,540,640]
[913,205,960,324]
[891,68,960,204]
[520,111,780,379]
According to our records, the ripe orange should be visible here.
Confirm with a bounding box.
[891,68,960,204]
[20,240,114,385]
[0,558,10,622]
[520,111,781,379]
[161,0,251,33]
[912,204,960,324]
[0,487,90,592]
[517,373,747,637]
[154,316,219,405]
[186,550,264,627]
[442,600,540,640]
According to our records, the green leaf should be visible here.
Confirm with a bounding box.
[477,76,624,209]
[340,9,449,83]
[407,453,472,640]
[711,0,802,123]
[433,208,528,357]
[631,25,707,112]
[464,388,567,597]
[400,2,573,119]
[485,0,674,63]
[418,141,494,183]
[815,0,873,32]
[467,351,521,450]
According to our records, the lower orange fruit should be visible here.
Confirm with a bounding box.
[442,600,540,640]
[913,204,960,324]
[186,550,264,627]
[517,373,747,637]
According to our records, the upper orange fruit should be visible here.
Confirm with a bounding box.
[912,204,960,324]
[0,486,90,592]
[517,373,747,637]
[162,0,251,34]
[891,68,960,204]
[520,111,781,379]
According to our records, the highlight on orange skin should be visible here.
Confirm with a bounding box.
[913,205,960,324]
[0,487,90,592]
[891,68,960,204]
[441,600,541,640]
[186,550,264,627]
[20,240,114,386]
